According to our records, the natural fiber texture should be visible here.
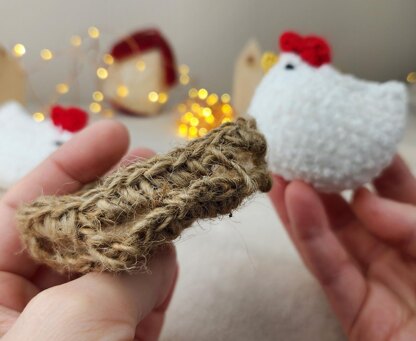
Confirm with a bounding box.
[17,118,272,274]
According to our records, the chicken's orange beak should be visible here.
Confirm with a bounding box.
[261,52,279,73]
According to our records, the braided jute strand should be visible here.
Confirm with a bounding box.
[17,118,272,274]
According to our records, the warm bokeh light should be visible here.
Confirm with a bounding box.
[407,72,416,84]
[221,93,231,103]
[103,54,114,65]
[88,26,100,39]
[56,83,69,94]
[92,91,104,102]
[96,67,108,79]
[117,85,129,98]
[158,92,168,104]
[70,35,82,47]
[148,91,159,103]
[177,89,235,139]
[206,93,218,106]
[40,49,53,61]
[188,88,198,98]
[89,102,102,113]
[136,60,146,71]
[32,112,45,122]
[13,44,26,57]
[180,74,190,85]
[198,88,208,100]
[179,64,190,74]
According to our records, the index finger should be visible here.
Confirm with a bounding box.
[285,181,367,333]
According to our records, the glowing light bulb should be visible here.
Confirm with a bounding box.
[178,124,188,137]
[32,112,45,122]
[191,103,201,114]
[198,88,208,100]
[188,88,198,98]
[88,26,100,39]
[182,112,193,123]
[221,104,232,115]
[158,92,168,104]
[96,68,108,79]
[13,44,26,57]
[56,83,69,94]
[206,93,218,106]
[70,35,82,47]
[180,74,190,85]
[189,126,198,137]
[148,91,159,103]
[40,49,53,61]
[136,60,146,71]
[179,64,190,74]
[103,54,114,65]
[205,115,215,124]
[92,91,104,102]
[221,93,231,103]
[407,72,416,84]
[190,117,199,127]
[202,107,212,117]
[117,85,129,98]
[198,128,208,137]
[89,102,102,113]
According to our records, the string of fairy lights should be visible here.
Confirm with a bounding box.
[177,88,233,139]
[8,27,416,140]
[10,26,198,123]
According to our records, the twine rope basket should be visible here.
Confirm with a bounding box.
[17,118,271,273]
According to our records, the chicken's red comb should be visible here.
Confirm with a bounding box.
[279,31,331,67]
[51,106,88,133]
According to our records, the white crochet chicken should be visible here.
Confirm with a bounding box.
[249,31,408,192]
[0,102,87,189]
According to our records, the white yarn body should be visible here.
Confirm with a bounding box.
[0,102,71,188]
[249,53,408,192]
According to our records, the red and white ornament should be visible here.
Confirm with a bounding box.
[102,29,178,116]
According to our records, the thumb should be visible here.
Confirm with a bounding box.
[3,245,177,341]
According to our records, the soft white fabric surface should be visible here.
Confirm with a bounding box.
[0,101,71,189]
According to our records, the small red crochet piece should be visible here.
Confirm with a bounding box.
[279,31,331,67]
[51,106,88,133]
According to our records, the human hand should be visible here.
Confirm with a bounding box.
[269,156,416,340]
[0,121,178,341]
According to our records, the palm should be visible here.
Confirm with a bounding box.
[0,122,174,340]
[270,156,416,340]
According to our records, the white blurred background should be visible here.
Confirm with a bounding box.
[0,0,415,103]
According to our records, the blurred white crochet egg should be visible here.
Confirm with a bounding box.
[249,32,408,192]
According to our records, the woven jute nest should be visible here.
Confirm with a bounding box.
[17,118,271,274]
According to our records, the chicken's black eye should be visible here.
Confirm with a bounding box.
[54,140,63,147]
[285,63,295,70]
